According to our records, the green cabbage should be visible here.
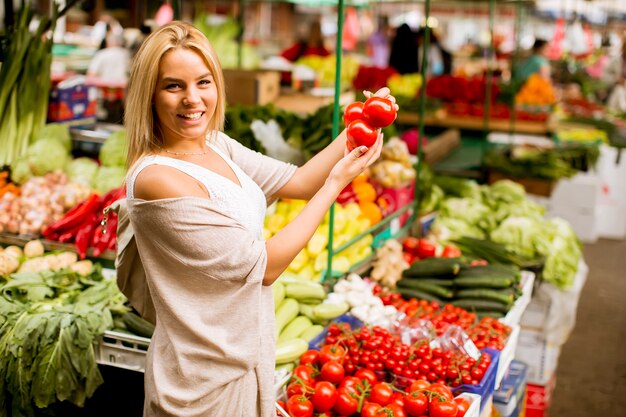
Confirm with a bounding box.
[34,123,72,151]
[541,218,582,289]
[100,130,128,167]
[65,157,99,187]
[430,217,486,243]
[485,179,527,206]
[92,166,126,194]
[26,138,69,176]
[439,197,495,232]
[492,200,545,224]
[490,216,552,259]
[10,157,32,184]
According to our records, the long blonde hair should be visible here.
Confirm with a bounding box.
[125,21,226,169]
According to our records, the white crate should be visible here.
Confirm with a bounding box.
[495,325,520,391]
[500,271,535,328]
[459,392,482,417]
[95,330,150,373]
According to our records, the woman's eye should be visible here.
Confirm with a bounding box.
[199,79,211,86]
[166,83,180,90]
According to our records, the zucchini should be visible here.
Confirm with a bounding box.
[397,279,454,299]
[403,258,462,278]
[313,302,350,321]
[275,338,308,365]
[273,282,285,310]
[278,316,313,343]
[275,363,296,374]
[458,264,519,279]
[455,288,515,306]
[396,287,442,303]
[275,298,300,336]
[300,324,324,343]
[453,276,514,289]
[405,278,455,287]
[451,298,511,313]
[122,312,155,338]
[284,282,326,301]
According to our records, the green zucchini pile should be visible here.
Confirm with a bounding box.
[397,258,522,318]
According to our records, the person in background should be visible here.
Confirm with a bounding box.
[87,28,131,82]
[367,16,392,68]
[416,28,452,77]
[388,23,418,74]
[516,39,551,83]
[280,20,330,63]
[119,21,395,416]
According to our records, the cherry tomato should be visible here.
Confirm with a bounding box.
[320,361,345,385]
[343,101,365,126]
[429,398,458,417]
[363,96,397,128]
[368,383,394,406]
[287,395,314,417]
[454,397,471,417]
[416,238,437,259]
[355,368,378,386]
[347,119,378,148]
[403,391,428,416]
[334,387,359,416]
[441,244,462,258]
[299,350,320,367]
[311,381,338,413]
[319,345,346,365]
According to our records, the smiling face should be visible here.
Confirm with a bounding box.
[153,47,218,145]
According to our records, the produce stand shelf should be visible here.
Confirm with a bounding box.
[0,232,116,261]
[96,330,150,373]
[273,90,355,115]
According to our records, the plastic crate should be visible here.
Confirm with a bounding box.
[495,325,521,390]
[494,360,529,417]
[307,313,363,350]
[458,393,481,417]
[451,348,500,414]
[95,330,150,373]
[500,271,535,327]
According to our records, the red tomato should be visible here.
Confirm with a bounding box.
[333,387,359,416]
[361,402,383,417]
[403,391,428,416]
[470,259,488,266]
[339,376,362,394]
[311,381,338,413]
[407,380,430,393]
[429,399,458,417]
[368,383,394,406]
[287,382,309,398]
[441,244,462,258]
[319,345,346,365]
[347,119,378,148]
[299,350,320,367]
[454,397,471,417]
[428,383,454,402]
[386,403,408,417]
[276,400,287,416]
[402,237,420,256]
[363,96,397,128]
[320,361,345,385]
[403,252,417,265]
[354,368,378,386]
[344,101,365,126]
[416,239,437,259]
[292,365,317,385]
[287,395,314,417]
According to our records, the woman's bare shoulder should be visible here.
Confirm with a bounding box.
[133,165,208,200]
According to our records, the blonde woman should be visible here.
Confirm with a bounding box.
[118,21,397,417]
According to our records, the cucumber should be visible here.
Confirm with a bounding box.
[455,288,515,306]
[396,287,442,303]
[453,276,514,289]
[275,338,308,365]
[397,279,454,299]
[476,311,505,319]
[278,316,313,343]
[451,298,511,313]
[458,264,519,278]
[404,278,455,287]
[403,258,462,278]
[122,312,155,338]
[300,325,324,342]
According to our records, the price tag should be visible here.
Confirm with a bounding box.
[464,338,481,361]
[390,217,401,234]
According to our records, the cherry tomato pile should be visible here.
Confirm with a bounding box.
[401,237,462,265]
[466,317,511,351]
[282,347,471,417]
[343,97,397,151]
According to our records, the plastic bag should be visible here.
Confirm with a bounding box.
[250,119,304,165]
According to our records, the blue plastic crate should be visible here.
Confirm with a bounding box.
[451,348,500,413]
[494,360,529,417]
[307,313,363,350]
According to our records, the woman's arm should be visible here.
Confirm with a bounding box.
[263,136,383,285]
[274,87,397,201]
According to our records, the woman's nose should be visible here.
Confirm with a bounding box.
[183,87,200,105]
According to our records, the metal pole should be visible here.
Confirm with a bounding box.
[173,0,181,20]
[510,0,523,138]
[325,0,345,283]
[483,0,496,141]
[415,0,431,237]
[236,0,245,68]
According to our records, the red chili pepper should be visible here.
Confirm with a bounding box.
[42,194,101,238]
[57,232,75,243]
[101,215,118,253]
[74,214,98,259]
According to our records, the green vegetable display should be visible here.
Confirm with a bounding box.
[65,157,99,187]
[99,130,128,167]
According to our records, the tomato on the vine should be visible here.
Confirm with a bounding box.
[403,391,428,416]
[347,119,378,148]
[287,395,314,417]
[368,383,394,406]
[343,101,365,126]
[407,379,430,393]
[311,381,337,413]
[386,403,408,417]
[333,387,359,416]
[354,368,378,386]
[361,402,383,417]
[319,344,346,365]
[292,365,317,385]
[429,398,458,417]
[320,361,345,385]
[363,96,397,128]
[454,397,471,417]
[428,383,454,402]
[299,350,320,367]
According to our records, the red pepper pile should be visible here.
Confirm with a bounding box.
[282,342,471,417]
[42,187,125,259]
[426,76,500,104]
[352,66,399,93]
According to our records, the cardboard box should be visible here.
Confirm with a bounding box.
[223,69,280,106]
[525,374,557,417]
[48,77,97,122]
[487,171,555,197]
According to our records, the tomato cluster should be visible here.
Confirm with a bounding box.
[344,97,397,151]
[466,317,511,351]
[283,348,470,417]
[401,237,462,265]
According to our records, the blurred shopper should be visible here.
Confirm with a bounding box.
[516,39,551,82]
[280,20,330,62]
[389,23,418,74]
[87,28,131,82]
[367,16,391,68]
[416,28,452,76]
